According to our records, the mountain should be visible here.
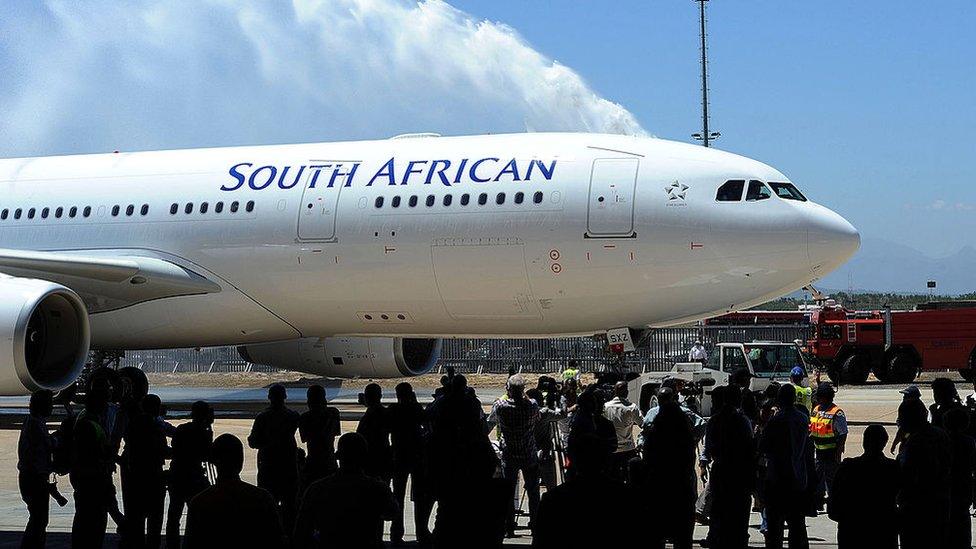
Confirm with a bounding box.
[818,237,976,294]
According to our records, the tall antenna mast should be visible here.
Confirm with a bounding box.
[692,0,720,147]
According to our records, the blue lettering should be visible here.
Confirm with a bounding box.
[402,160,428,185]
[526,159,557,181]
[425,160,452,186]
[469,157,499,183]
[453,158,468,184]
[307,164,331,189]
[494,158,521,182]
[368,158,396,186]
[328,163,359,188]
[223,162,251,191]
[248,165,277,190]
[277,165,306,189]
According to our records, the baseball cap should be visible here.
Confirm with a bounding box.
[900,385,921,399]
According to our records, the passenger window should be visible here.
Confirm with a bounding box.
[533,191,543,204]
[185,203,193,214]
[443,195,453,206]
[41,207,49,219]
[55,207,63,218]
[69,206,77,218]
[478,193,488,206]
[391,196,401,208]
[426,195,435,207]
[125,204,134,216]
[200,202,209,214]
[28,208,35,219]
[496,193,505,205]
[246,200,254,213]
[230,201,239,213]
[215,202,224,213]
[170,203,178,215]
[375,197,384,208]
[0,209,7,220]
[15,208,22,219]
[460,193,470,206]
[716,180,745,201]
[141,204,149,215]
[408,196,418,208]
[514,192,524,204]
[746,180,771,201]
[768,182,808,202]
[83,206,91,218]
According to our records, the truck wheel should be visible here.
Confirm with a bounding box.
[873,361,891,384]
[839,354,870,385]
[887,353,920,384]
[962,350,976,382]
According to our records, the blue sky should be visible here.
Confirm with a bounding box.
[1,1,974,256]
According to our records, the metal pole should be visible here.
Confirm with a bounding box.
[698,0,710,147]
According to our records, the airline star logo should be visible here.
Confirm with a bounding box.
[665,180,689,201]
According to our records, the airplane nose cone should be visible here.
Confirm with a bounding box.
[808,207,860,276]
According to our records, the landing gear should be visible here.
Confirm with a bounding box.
[60,350,147,405]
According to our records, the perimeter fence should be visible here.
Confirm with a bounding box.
[118,325,812,376]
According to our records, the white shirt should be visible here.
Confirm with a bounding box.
[603,397,642,453]
[688,344,708,361]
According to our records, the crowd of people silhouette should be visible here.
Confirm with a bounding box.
[15,367,976,548]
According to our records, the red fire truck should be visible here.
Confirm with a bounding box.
[807,301,976,384]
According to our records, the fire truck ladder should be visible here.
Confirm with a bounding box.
[846,318,857,342]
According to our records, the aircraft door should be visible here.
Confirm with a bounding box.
[586,158,639,237]
[297,162,357,241]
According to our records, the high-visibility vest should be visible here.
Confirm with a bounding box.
[793,384,813,413]
[810,404,841,450]
[562,368,580,382]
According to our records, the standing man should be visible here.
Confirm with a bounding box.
[702,386,755,549]
[357,383,393,485]
[688,340,708,365]
[789,367,813,414]
[120,394,170,549]
[18,390,63,549]
[70,379,117,549]
[298,385,340,498]
[248,384,300,531]
[603,382,642,481]
[387,382,431,546]
[166,400,214,549]
[809,384,847,510]
[488,374,541,537]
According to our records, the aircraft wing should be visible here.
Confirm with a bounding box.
[0,248,221,313]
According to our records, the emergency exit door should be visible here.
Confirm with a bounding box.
[297,162,355,241]
[586,158,639,237]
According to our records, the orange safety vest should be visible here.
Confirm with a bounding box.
[810,404,840,450]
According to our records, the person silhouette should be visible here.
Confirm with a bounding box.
[184,434,283,548]
[248,383,300,531]
[166,400,214,549]
[897,397,951,549]
[828,424,898,549]
[387,382,432,545]
[759,384,814,549]
[18,389,63,549]
[943,407,975,549]
[120,394,170,549]
[70,378,118,549]
[703,385,755,549]
[532,432,641,548]
[298,385,340,497]
[293,432,398,549]
[638,398,697,549]
[357,383,393,485]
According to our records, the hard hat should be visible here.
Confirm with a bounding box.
[790,366,805,378]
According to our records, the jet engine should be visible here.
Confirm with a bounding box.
[0,275,91,395]
[238,336,441,378]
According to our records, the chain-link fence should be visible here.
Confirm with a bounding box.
[118,324,812,376]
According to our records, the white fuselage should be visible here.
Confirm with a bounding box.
[0,133,858,349]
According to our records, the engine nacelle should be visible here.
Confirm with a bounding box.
[0,275,91,395]
[238,337,441,378]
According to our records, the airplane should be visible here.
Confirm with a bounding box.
[0,132,858,395]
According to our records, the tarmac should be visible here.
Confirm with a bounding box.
[0,381,971,547]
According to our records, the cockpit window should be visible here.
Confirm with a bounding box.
[769,182,808,202]
[746,180,771,201]
[716,180,745,201]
